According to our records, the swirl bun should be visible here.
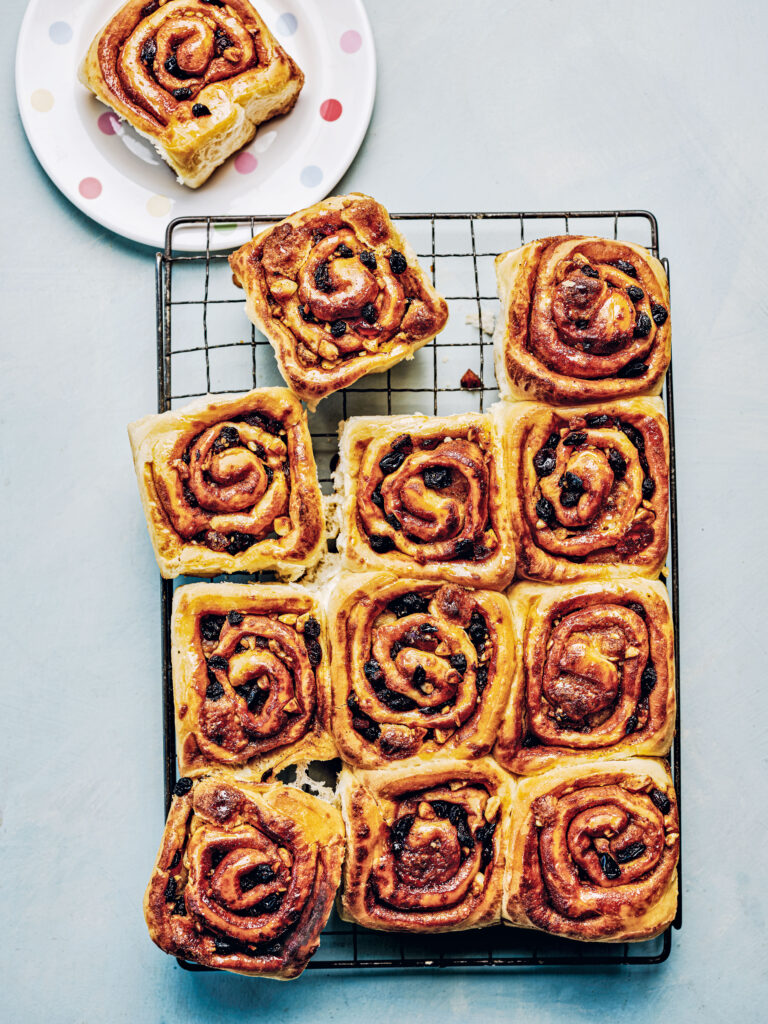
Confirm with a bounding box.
[339,412,516,589]
[339,759,511,932]
[229,195,449,409]
[80,1,303,188]
[172,582,335,776]
[496,581,675,774]
[144,775,345,977]
[494,398,669,581]
[326,573,517,767]
[128,388,325,579]
[503,759,679,941]
[494,236,670,403]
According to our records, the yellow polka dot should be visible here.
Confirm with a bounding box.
[31,89,54,113]
[147,194,172,218]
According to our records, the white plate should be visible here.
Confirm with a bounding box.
[16,0,376,251]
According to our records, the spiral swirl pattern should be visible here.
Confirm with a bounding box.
[495,236,671,403]
[497,399,669,581]
[496,581,675,774]
[505,762,679,941]
[229,195,449,407]
[328,575,513,766]
[143,775,345,977]
[339,761,508,932]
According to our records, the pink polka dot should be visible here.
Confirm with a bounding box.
[320,99,342,122]
[79,177,102,199]
[234,152,258,174]
[98,112,120,135]
[340,30,362,53]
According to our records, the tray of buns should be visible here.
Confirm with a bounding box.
[136,203,681,974]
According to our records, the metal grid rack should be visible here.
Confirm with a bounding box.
[155,210,681,970]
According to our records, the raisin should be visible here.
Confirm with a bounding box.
[182,450,191,464]
[213,425,240,451]
[522,733,537,748]
[454,538,475,560]
[227,532,256,555]
[243,411,282,435]
[650,788,671,814]
[642,476,656,499]
[621,421,645,450]
[651,302,668,326]
[625,714,638,734]
[213,936,235,954]
[412,666,426,688]
[535,497,556,524]
[164,878,177,901]
[314,261,332,292]
[560,490,581,508]
[206,680,225,700]
[547,432,561,449]
[304,616,321,638]
[141,39,157,66]
[364,660,384,685]
[241,865,275,890]
[561,471,584,494]
[385,514,401,531]
[170,851,181,869]
[236,681,267,714]
[449,653,467,674]
[211,850,226,869]
[255,892,283,914]
[172,87,192,100]
[335,244,354,258]
[388,592,429,618]
[192,104,211,117]
[208,655,228,671]
[355,717,380,742]
[475,664,489,693]
[361,302,377,324]
[533,448,556,477]
[372,536,397,552]
[586,414,610,428]
[389,641,404,658]
[227,611,244,626]
[616,523,654,556]
[214,29,233,53]
[580,265,599,278]
[164,55,194,80]
[388,250,407,274]
[359,251,377,270]
[641,664,657,695]
[173,777,193,797]
[171,897,187,916]
[392,434,414,454]
[467,610,488,649]
[299,304,316,323]
[330,320,347,338]
[627,285,644,302]
[599,853,621,879]
[379,450,407,475]
[575,318,590,329]
[608,449,627,479]
[614,260,637,278]
[616,842,646,863]
[305,638,322,667]
[460,369,483,390]
[370,484,384,509]
[476,821,497,867]
[141,1,160,16]
[423,466,452,489]
[563,432,587,446]
[633,313,652,338]
[200,614,225,642]
[379,688,417,711]
[390,815,415,857]
[627,601,646,618]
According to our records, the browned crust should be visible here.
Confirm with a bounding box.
[127,388,325,579]
[492,398,669,583]
[143,774,345,978]
[495,580,675,774]
[229,194,449,409]
[338,412,516,589]
[324,573,518,768]
[80,1,303,186]
[502,758,679,942]
[494,236,671,404]
[338,759,512,932]
[172,582,336,776]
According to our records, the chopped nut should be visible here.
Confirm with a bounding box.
[273,516,292,536]
[418,802,434,819]
[434,728,453,744]
[282,698,300,713]
[297,343,318,365]
[625,646,640,658]
[665,832,680,847]
[449,780,463,791]
[472,872,485,890]
[484,796,500,821]
[536,519,548,530]
[318,340,340,361]
[422,683,434,694]
[278,613,297,625]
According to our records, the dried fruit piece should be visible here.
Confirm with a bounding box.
[460,368,482,390]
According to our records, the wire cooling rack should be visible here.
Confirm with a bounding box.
[155,210,681,969]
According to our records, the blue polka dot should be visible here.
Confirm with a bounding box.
[49,21,73,45]
[300,165,323,188]
[276,13,298,36]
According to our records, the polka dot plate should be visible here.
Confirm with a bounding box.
[16,0,376,250]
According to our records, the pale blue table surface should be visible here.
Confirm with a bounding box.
[2,1,767,1020]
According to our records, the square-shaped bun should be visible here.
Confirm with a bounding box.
[337,412,516,589]
[229,194,449,409]
[172,582,335,776]
[502,758,679,942]
[494,236,670,404]
[80,0,304,188]
[492,398,669,582]
[128,388,325,579]
[496,579,675,774]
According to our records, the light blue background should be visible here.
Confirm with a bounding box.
[3,1,767,1020]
